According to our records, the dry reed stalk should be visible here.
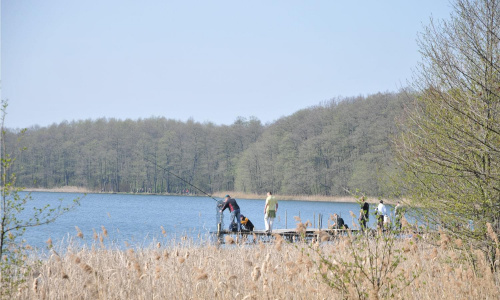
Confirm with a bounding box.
[258,241,265,251]
[17,234,500,300]
[296,222,306,236]
[80,263,93,274]
[71,254,81,265]
[251,266,261,281]
[75,226,84,239]
[225,235,235,245]
[273,234,284,251]
[196,272,208,281]
[32,276,39,294]
[486,223,499,245]
[496,248,500,267]
[155,265,161,279]
[101,225,108,238]
[133,261,142,275]
[318,231,330,242]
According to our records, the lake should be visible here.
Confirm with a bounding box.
[16,192,386,251]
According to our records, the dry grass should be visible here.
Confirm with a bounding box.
[13,233,500,300]
[25,186,92,193]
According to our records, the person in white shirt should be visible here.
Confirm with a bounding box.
[376,200,387,230]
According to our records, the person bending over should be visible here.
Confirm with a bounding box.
[220,195,241,231]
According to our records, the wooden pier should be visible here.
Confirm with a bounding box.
[214,227,361,242]
[213,227,429,243]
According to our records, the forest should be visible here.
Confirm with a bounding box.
[5,91,406,197]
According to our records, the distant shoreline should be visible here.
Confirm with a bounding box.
[23,186,395,204]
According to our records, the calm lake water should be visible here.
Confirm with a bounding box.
[17,192,387,251]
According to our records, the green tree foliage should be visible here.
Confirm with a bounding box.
[8,93,403,197]
[9,116,265,195]
[236,92,404,196]
[7,92,403,197]
[395,0,500,270]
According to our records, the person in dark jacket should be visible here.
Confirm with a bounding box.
[240,214,254,231]
[220,195,241,231]
[331,213,347,229]
[359,196,370,231]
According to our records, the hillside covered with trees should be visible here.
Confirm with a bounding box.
[6,91,406,197]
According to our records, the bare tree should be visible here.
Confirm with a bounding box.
[396,0,500,270]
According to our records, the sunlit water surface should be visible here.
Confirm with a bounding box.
[15,192,386,251]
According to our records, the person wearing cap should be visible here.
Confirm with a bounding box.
[220,195,241,231]
[264,191,278,233]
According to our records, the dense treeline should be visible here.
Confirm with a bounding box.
[236,92,404,196]
[6,92,406,196]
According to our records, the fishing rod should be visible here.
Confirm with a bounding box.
[144,156,226,235]
[143,157,219,202]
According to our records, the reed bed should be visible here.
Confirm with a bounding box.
[13,230,499,300]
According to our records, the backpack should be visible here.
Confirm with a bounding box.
[229,221,238,232]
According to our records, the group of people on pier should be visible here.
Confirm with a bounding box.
[332,197,404,231]
[220,192,404,233]
[358,196,404,231]
[219,191,278,233]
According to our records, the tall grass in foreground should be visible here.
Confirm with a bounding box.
[12,229,500,299]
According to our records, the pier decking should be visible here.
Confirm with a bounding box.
[213,226,428,243]
[214,227,360,242]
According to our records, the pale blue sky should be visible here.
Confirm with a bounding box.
[1,1,452,129]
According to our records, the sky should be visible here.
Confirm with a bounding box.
[1,1,453,129]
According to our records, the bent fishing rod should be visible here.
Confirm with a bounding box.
[143,157,219,202]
